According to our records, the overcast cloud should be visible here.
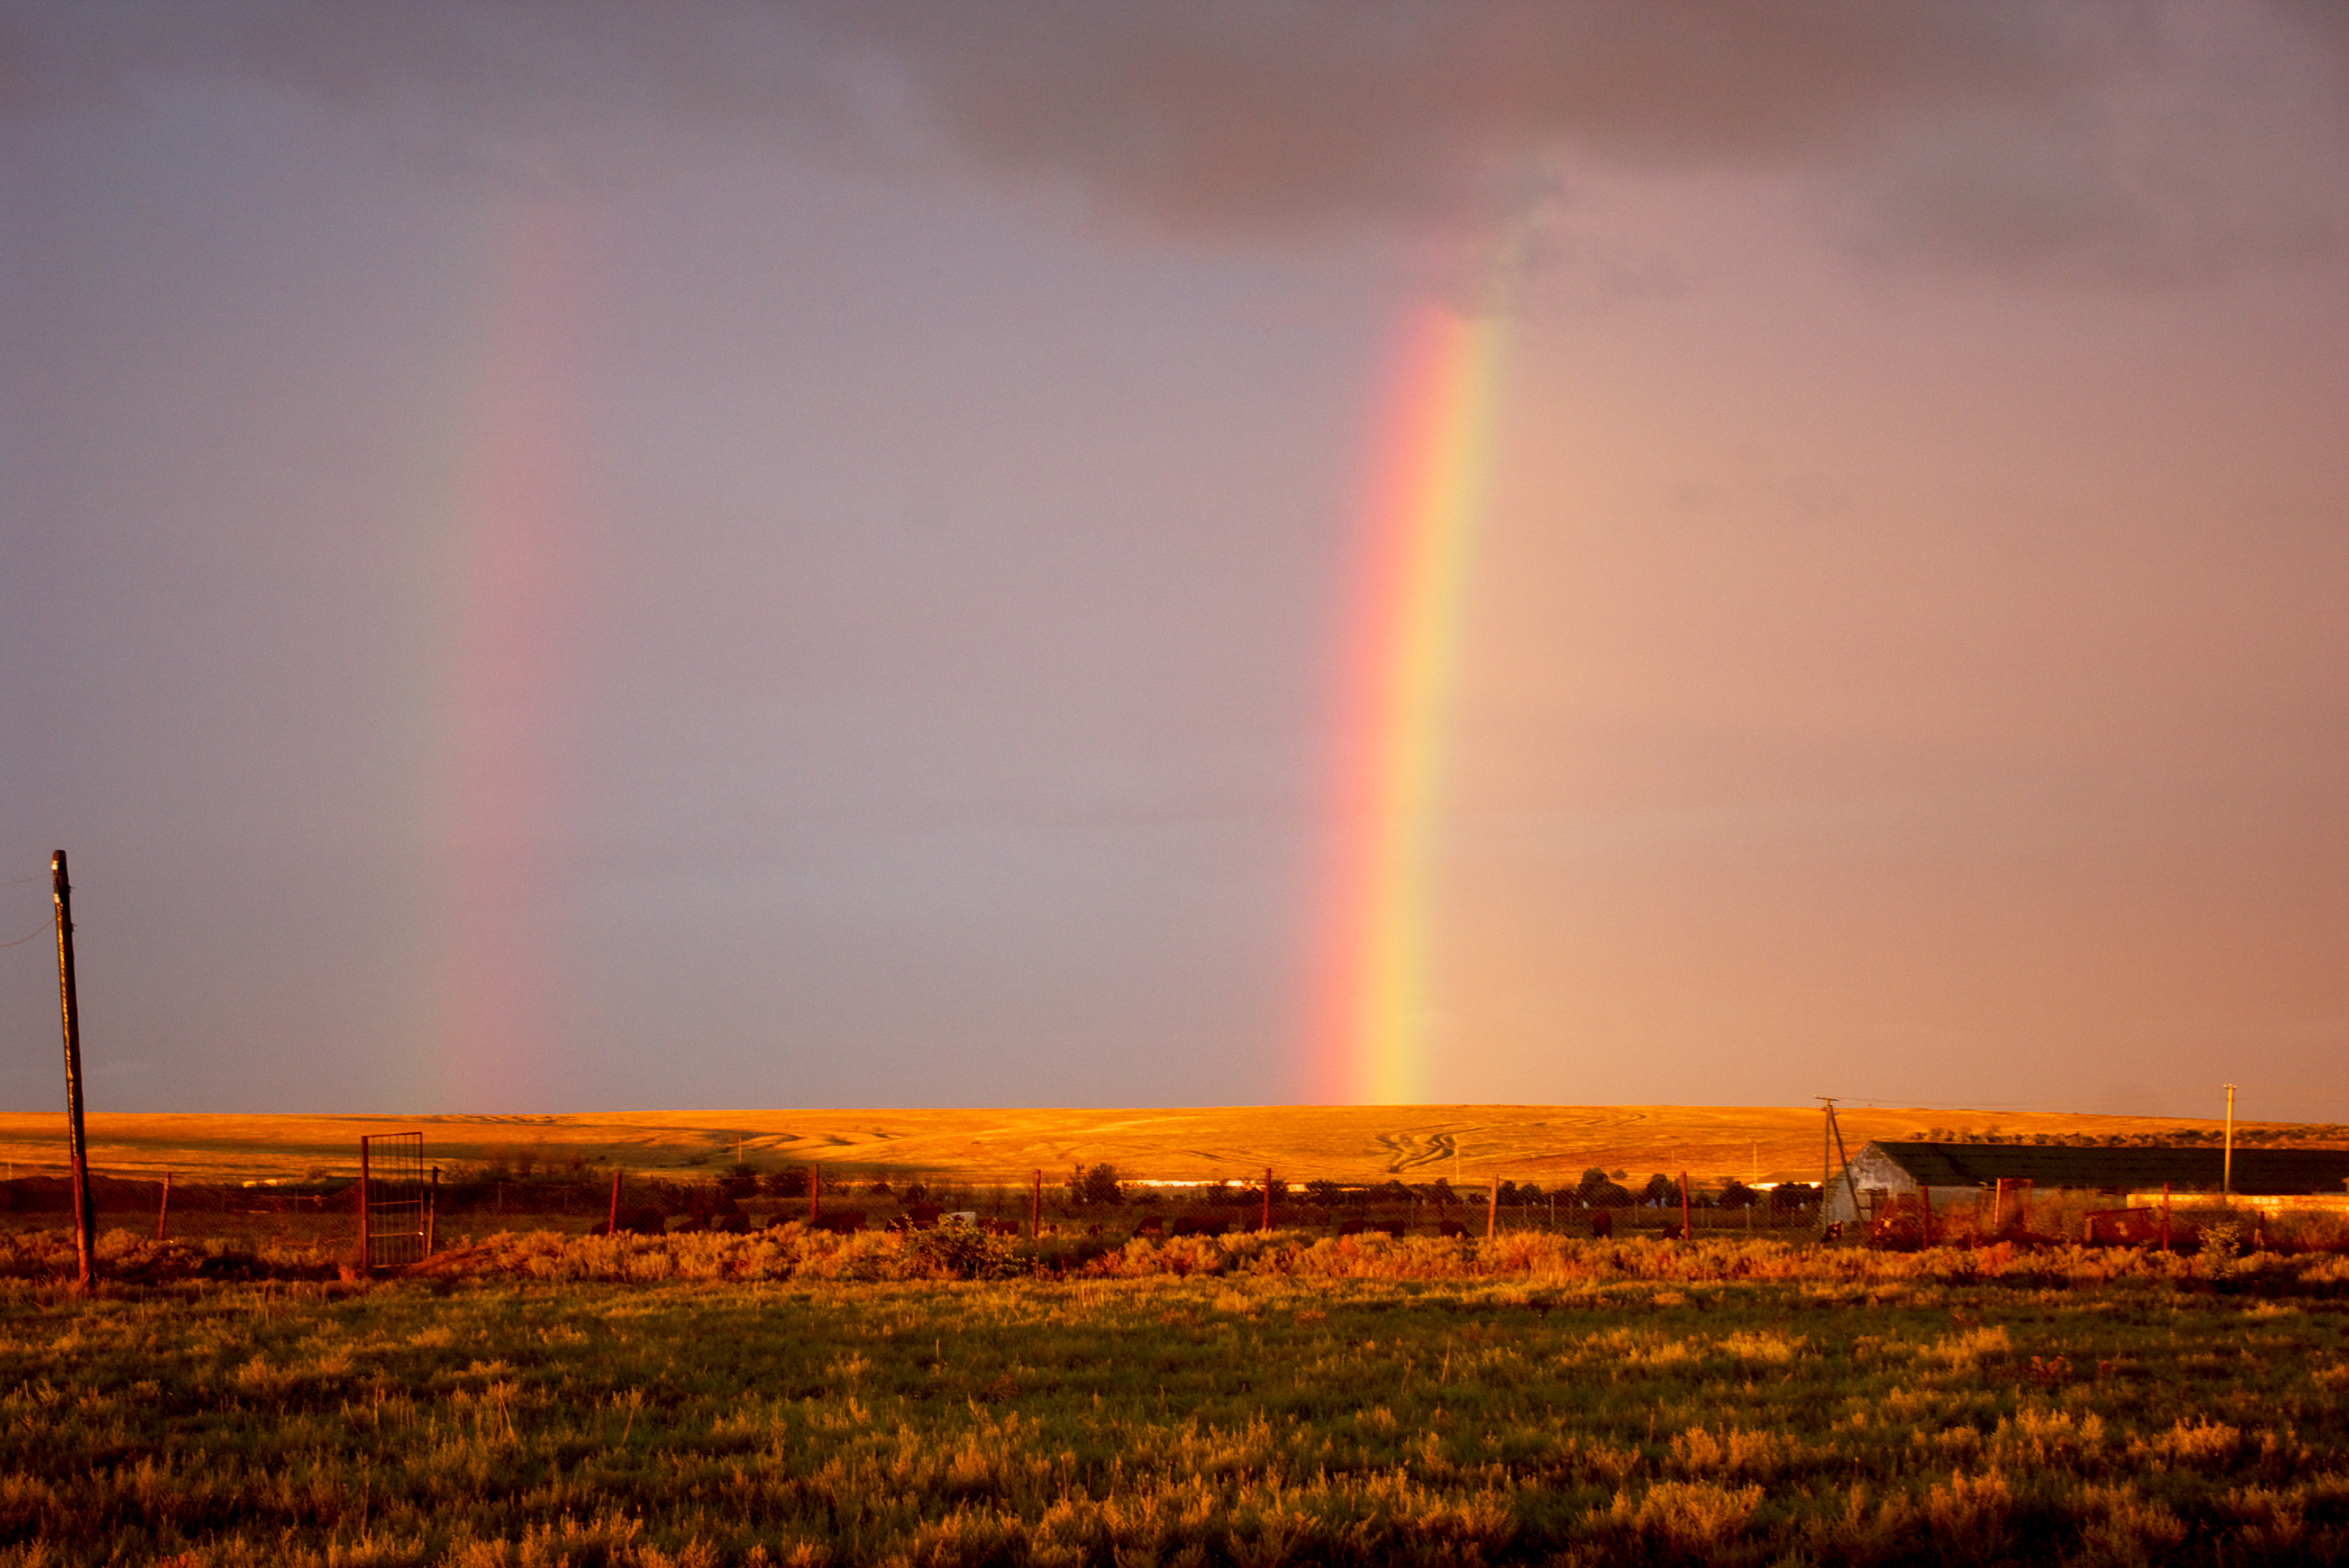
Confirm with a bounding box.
[6,1,2344,279]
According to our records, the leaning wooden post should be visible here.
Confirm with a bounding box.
[358,1135,373,1270]
[156,1171,171,1243]
[608,1167,622,1235]
[809,1164,822,1224]
[1262,1166,1274,1233]
[2161,1181,2171,1251]
[1030,1169,1043,1239]
[1681,1171,1691,1241]
[52,852,97,1291]
[1487,1174,1499,1240]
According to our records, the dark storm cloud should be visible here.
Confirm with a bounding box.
[2,2,2343,272]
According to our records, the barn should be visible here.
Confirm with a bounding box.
[1823,1142,2349,1225]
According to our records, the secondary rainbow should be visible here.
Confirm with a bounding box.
[410,197,597,1110]
[1314,302,1513,1104]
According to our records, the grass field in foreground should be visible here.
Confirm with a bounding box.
[0,1103,2286,1188]
[3,1235,2346,1566]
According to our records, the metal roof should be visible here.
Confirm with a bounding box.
[1860,1142,2349,1196]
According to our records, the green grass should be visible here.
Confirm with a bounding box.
[3,1230,2348,1565]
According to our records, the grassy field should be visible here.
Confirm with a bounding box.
[2,1227,2347,1565]
[0,1103,2294,1189]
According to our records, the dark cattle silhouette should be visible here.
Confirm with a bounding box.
[1374,1219,1407,1238]
[592,1206,666,1237]
[1130,1215,1166,1239]
[1435,1219,1470,1239]
[1168,1216,1229,1238]
[1335,1219,1367,1237]
[982,1218,1021,1237]
[1588,1211,1613,1238]
[807,1210,868,1235]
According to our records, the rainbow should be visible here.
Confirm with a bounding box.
[1314,301,1514,1104]
[412,197,597,1110]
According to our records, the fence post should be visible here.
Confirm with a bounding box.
[1487,1174,1499,1239]
[157,1171,170,1243]
[1031,1169,1043,1239]
[1263,1166,1273,1234]
[810,1164,822,1224]
[1681,1171,1691,1240]
[608,1168,622,1235]
[358,1136,373,1270]
[428,1167,440,1256]
[2161,1181,2171,1251]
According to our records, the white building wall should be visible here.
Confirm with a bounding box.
[1823,1146,1980,1226]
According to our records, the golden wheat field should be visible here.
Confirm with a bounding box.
[0,1102,2256,1187]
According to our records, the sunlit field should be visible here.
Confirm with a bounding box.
[3,1224,2347,1566]
[0,1103,2296,1189]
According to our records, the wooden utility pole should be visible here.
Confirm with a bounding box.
[1486,1174,1499,1240]
[1030,1169,1043,1239]
[52,852,97,1290]
[1818,1097,1856,1236]
[2217,1084,2236,1192]
[1820,1103,1831,1217]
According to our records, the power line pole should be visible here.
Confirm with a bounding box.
[52,852,97,1291]
[1818,1096,1857,1237]
[2222,1084,2237,1197]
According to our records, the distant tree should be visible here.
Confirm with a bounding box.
[1716,1179,1758,1210]
[764,1167,810,1199]
[1770,1181,1817,1212]
[864,1179,894,1197]
[1264,1175,1289,1204]
[1641,1174,1681,1208]
[1577,1168,1610,1194]
[1425,1178,1457,1208]
[1377,1180,1413,1204]
[1303,1178,1343,1210]
[1070,1164,1125,1206]
[721,1164,759,1200]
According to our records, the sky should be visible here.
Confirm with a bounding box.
[2,2,2346,1120]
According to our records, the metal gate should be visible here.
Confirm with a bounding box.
[359,1131,427,1269]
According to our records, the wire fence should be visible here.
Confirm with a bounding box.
[0,1164,1830,1253]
